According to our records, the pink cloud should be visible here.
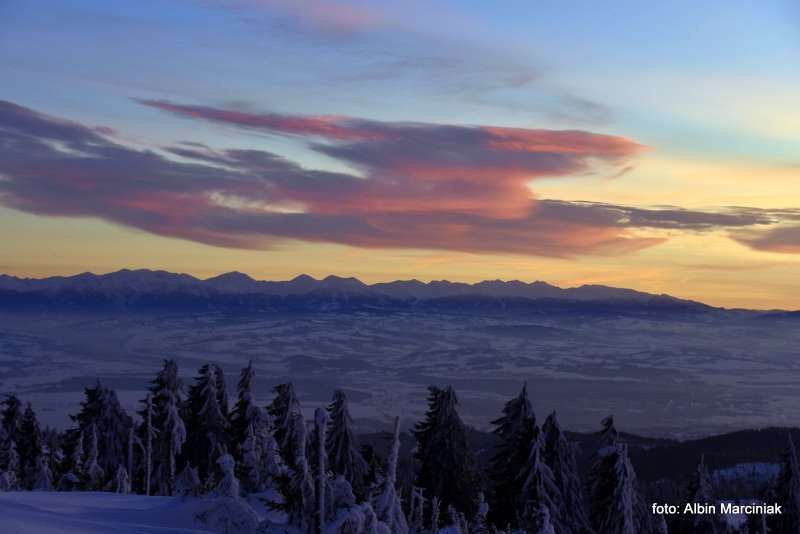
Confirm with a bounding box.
[0,99,673,257]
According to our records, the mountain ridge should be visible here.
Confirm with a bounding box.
[0,268,790,314]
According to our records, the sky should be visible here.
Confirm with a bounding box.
[1,0,799,309]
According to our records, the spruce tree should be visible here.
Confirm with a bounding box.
[31,452,53,491]
[588,416,648,534]
[1,394,24,443]
[142,393,157,495]
[683,455,722,534]
[541,411,591,534]
[184,363,230,481]
[488,383,536,527]
[326,390,368,499]
[769,434,800,534]
[267,383,302,468]
[0,438,19,490]
[413,386,480,524]
[518,429,564,533]
[70,380,133,483]
[314,407,328,533]
[18,402,44,489]
[85,423,105,490]
[373,416,409,533]
[140,359,185,495]
[230,361,259,451]
[271,412,315,531]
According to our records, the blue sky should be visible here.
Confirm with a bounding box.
[1,0,800,308]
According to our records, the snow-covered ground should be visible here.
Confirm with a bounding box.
[0,491,289,534]
[0,491,221,533]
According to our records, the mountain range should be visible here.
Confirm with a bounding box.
[0,269,784,315]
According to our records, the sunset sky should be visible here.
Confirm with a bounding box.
[1,0,799,309]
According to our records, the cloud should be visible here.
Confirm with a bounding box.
[6,99,796,257]
[138,100,644,220]
[734,226,800,254]
[194,0,388,38]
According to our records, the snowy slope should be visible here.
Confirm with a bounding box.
[0,491,230,533]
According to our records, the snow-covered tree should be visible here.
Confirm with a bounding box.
[518,429,563,533]
[70,380,133,484]
[162,392,186,494]
[0,395,24,442]
[267,383,302,467]
[0,438,19,490]
[214,453,240,497]
[258,422,286,487]
[326,390,369,499]
[272,412,316,531]
[315,407,329,533]
[414,386,480,524]
[240,424,261,492]
[19,403,44,489]
[31,452,53,491]
[429,496,441,534]
[141,393,157,495]
[541,411,591,534]
[184,363,230,482]
[115,464,131,494]
[769,434,800,534]
[683,455,722,534]
[57,429,84,491]
[372,416,408,534]
[488,383,536,527]
[84,423,105,490]
[530,504,557,534]
[230,361,259,450]
[140,359,185,495]
[472,492,490,534]
[175,463,202,497]
[588,416,649,534]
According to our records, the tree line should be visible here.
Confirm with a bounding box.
[0,361,799,533]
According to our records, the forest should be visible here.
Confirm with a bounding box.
[0,359,797,534]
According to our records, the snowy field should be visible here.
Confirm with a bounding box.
[1,309,799,437]
[0,491,254,533]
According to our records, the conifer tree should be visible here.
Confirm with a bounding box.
[142,393,157,495]
[267,383,302,468]
[115,465,131,494]
[184,363,230,481]
[71,380,133,482]
[1,394,24,443]
[683,455,722,534]
[413,386,480,524]
[541,411,591,534]
[230,361,259,450]
[214,453,240,498]
[57,429,84,491]
[488,383,536,527]
[273,412,315,531]
[19,403,44,489]
[769,434,800,534]
[0,438,19,490]
[314,407,328,533]
[85,423,105,490]
[31,452,53,491]
[163,392,186,494]
[518,429,564,533]
[588,416,649,534]
[326,390,368,499]
[373,416,409,533]
[175,463,202,496]
[140,359,185,495]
